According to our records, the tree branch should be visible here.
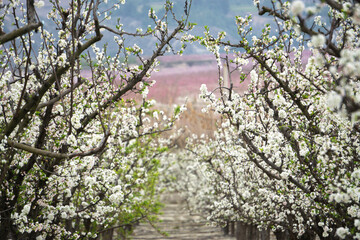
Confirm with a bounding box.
[36,79,84,110]
[99,25,153,37]
[0,23,42,45]
[7,139,68,159]
[7,130,109,160]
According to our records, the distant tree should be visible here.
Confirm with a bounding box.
[0,0,192,239]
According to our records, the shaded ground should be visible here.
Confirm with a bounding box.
[130,193,236,240]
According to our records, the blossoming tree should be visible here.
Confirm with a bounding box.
[179,0,360,239]
[0,0,192,239]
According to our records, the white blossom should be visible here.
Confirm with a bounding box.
[290,0,305,16]
[278,109,287,119]
[311,34,326,48]
[22,204,31,215]
[47,213,54,221]
[326,91,342,109]
[336,227,350,239]
[34,1,44,8]
[61,212,68,219]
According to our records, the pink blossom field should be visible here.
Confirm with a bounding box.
[147,55,252,104]
[80,52,311,105]
[146,51,311,104]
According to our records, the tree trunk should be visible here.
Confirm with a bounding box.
[259,228,270,240]
[101,228,114,240]
[236,222,270,240]
[274,230,291,240]
[230,222,235,236]
[223,221,230,235]
[299,231,316,240]
[275,229,316,240]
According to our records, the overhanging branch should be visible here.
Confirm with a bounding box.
[0,23,42,45]
[7,139,68,159]
[7,130,109,159]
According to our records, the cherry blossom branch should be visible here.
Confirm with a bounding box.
[259,5,341,57]
[36,79,84,110]
[0,23,42,45]
[7,130,110,159]
[77,22,185,134]
[99,25,153,37]
[2,33,103,139]
[7,139,68,159]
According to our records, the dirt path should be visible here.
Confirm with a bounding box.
[130,193,236,240]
